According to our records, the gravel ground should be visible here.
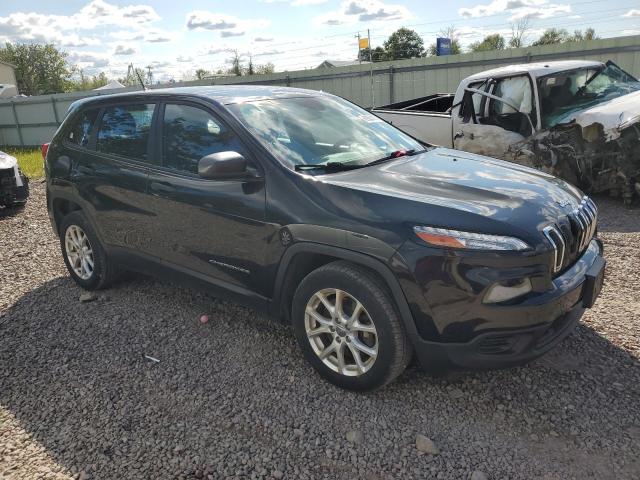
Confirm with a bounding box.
[1,182,639,480]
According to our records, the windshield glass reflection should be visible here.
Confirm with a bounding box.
[227,95,422,169]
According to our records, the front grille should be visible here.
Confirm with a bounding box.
[544,196,598,274]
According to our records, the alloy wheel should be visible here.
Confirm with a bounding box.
[304,288,378,376]
[64,225,94,280]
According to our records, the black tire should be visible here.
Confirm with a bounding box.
[291,261,412,391]
[59,211,117,290]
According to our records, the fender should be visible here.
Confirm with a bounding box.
[271,242,420,341]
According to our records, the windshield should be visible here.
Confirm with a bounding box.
[538,62,640,128]
[227,95,423,170]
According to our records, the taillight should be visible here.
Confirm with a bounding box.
[41,143,50,160]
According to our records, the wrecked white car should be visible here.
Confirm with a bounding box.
[0,150,29,209]
[374,60,640,203]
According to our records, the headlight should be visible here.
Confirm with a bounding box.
[413,226,530,251]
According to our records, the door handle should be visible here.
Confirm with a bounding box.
[77,164,95,174]
[149,181,174,194]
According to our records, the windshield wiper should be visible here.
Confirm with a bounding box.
[295,149,425,173]
[294,162,363,172]
[364,148,422,167]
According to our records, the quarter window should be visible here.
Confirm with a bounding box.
[162,104,246,175]
[96,104,155,161]
[66,109,99,147]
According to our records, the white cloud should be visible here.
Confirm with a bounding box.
[315,0,412,26]
[291,0,329,6]
[458,0,569,21]
[0,0,162,48]
[114,44,137,55]
[623,9,640,18]
[185,11,269,38]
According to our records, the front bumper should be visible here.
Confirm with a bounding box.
[0,167,29,207]
[397,238,605,371]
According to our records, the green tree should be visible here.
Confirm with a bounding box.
[570,28,598,42]
[246,56,255,75]
[256,62,275,74]
[195,68,210,80]
[383,27,425,60]
[0,42,72,95]
[532,28,570,46]
[532,27,598,46]
[468,34,506,52]
[230,50,242,76]
[358,46,388,62]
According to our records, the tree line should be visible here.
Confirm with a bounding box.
[359,23,599,62]
[0,43,275,96]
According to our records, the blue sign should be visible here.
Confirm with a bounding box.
[436,37,452,56]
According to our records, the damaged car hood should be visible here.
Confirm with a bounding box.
[0,150,18,170]
[552,88,640,141]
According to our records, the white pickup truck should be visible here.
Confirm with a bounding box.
[373,60,640,202]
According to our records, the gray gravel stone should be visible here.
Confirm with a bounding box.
[415,435,439,454]
[1,184,639,480]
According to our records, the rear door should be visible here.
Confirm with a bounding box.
[145,101,268,296]
[71,102,158,254]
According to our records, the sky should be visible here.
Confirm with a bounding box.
[1,0,639,82]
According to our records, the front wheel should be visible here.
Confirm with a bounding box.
[292,261,412,391]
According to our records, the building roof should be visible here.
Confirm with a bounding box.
[0,59,16,69]
[316,59,371,68]
[465,60,604,81]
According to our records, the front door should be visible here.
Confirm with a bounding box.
[146,102,269,296]
[452,75,537,160]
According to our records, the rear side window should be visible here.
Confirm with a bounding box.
[162,104,247,175]
[96,104,155,161]
[66,109,99,147]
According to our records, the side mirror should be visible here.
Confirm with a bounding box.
[198,151,247,180]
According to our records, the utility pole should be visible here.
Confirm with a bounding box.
[368,29,375,108]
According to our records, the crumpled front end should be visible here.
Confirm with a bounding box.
[0,151,29,208]
[509,109,640,204]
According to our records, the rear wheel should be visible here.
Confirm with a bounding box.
[292,261,412,391]
[59,211,117,290]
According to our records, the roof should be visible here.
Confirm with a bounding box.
[465,60,604,81]
[0,59,16,69]
[94,79,126,91]
[316,59,370,68]
[70,85,325,110]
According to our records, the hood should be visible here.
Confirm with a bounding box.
[553,88,640,141]
[0,151,18,170]
[318,147,583,242]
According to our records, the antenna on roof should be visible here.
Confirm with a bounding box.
[129,63,146,91]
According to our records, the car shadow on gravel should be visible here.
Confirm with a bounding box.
[1,275,639,479]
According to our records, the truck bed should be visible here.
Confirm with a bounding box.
[373,94,455,147]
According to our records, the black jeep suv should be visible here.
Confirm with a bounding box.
[45,86,605,390]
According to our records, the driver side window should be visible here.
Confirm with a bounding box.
[162,104,248,175]
[485,75,536,135]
